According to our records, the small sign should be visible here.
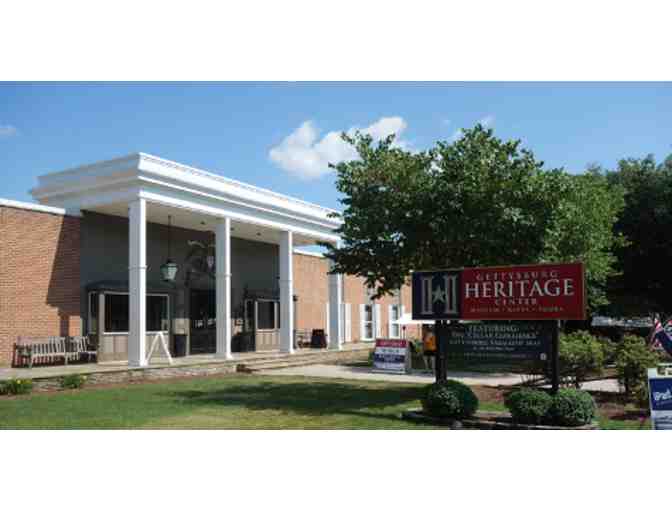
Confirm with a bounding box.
[648,368,672,430]
[446,321,553,364]
[372,339,408,374]
[412,262,586,321]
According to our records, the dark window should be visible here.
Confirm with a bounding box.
[88,292,99,334]
[105,294,129,333]
[244,300,254,331]
[147,295,169,332]
[103,294,169,333]
[257,300,277,330]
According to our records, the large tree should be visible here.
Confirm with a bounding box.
[605,154,672,316]
[324,125,625,312]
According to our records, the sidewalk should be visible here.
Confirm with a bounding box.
[258,363,621,392]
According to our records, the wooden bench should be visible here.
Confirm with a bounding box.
[68,336,98,363]
[14,336,97,368]
[294,329,312,348]
[15,336,68,368]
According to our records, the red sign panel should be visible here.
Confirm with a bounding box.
[460,262,586,320]
[411,262,586,321]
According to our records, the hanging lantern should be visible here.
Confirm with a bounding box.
[161,215,179,282]
[161,260,178,282]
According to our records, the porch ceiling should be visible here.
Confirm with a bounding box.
[86,200,321,247]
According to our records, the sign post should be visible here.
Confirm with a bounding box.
[550,320,560,394]
[434,320,447,383]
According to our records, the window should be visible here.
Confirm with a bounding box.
[105,293,129,333]
[363,304,373,340]
[257,300,279,330]
[244,299,255,331]
[389,304,401,339]
[88,292,99,334]
[102,293,170,334]
[147,295,169,332]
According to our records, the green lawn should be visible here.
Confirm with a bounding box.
[0,374,648,429]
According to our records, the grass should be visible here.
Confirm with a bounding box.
[0,374,649,429]
[0,375,437,429]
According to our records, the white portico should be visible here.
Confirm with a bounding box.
[30,153,344,367]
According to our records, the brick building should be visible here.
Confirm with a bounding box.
[0,154,418,367]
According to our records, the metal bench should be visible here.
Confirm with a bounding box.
[14,336,97,368]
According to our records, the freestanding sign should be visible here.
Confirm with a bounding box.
[372,339,408,374]
[412,262,586,321]
[411,262,586,390]
[647,367,672,430]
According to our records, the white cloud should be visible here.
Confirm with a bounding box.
[479,115,495,127]
[0,125,18,137]
[269,116,408,179]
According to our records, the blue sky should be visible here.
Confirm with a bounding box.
[1,82,670,210]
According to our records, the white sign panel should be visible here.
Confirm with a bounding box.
[372,339,408,374]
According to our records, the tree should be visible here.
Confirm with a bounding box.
[324,125,625,313]
[605,154,672,316]
[542,168,625,309]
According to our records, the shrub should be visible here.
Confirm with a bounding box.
[558,331,605,387]
[615,334,659,401]
[505,388,553,425]
[0,378,33,396]
[549,388,596,427]
[600,338,618,365]
[421,380,478,419]
[60,374,87,390]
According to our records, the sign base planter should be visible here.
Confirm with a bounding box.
[401,409,598,430]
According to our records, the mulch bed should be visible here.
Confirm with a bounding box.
[402,409,599,430]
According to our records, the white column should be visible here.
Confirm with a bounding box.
[279,230,294,354]
[328,258,343,350]
[128,198,147,367]
[216,217,233,359]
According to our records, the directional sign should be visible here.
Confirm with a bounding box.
[412,262,586,321]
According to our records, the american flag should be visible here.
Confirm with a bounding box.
[650,316,672,357]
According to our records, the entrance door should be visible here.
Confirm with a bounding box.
[190,289,216,354]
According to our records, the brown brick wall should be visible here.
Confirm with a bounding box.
[0,206,82,366]
[292,252,419,343]
[293,253,329,332]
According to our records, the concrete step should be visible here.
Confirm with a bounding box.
[237,349,371,373]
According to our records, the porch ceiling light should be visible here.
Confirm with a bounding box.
[161,215,179,283]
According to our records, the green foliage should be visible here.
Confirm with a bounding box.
[600,338,618,365]
[0,378,33,396]
[615,334,659,400]
[558,330,605,387]
[421,380,479,419]
[324,125,624,311]
[541,169,626,309]
[549,388,596,427]
[504,388,553,425]
[605,154,672,315]
[60,374,87,390]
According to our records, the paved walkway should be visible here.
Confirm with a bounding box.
[0,344,370,381]
[258,363,621,392]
